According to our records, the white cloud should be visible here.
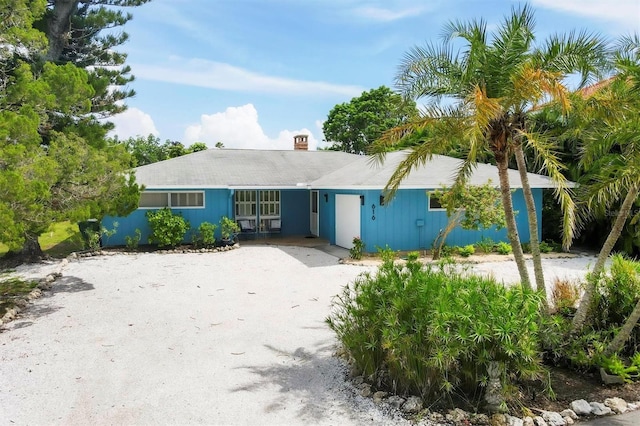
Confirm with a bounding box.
[132,58,364,97]
[531,0,640,30]
[184,104,320,150]
[108,107,159,139]
[352,6,425,22]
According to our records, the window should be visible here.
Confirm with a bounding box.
[171,192,203,207]
[428,193,444,211]
[235,190,257,217]
[259,190,280,216]
[234,190,281,232]
[139,192,169,208]
[139,191,204,209]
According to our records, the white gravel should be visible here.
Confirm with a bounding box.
[0,247,596,425]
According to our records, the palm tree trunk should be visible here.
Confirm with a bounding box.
[514,144,547,304]
[497,156,532,290]
[572,184,639,331]
[605,298,640,356]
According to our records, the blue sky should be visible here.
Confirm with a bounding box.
[109,0,640,150]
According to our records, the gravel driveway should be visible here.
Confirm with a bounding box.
[0,246,419,425]
[0,246,595,425]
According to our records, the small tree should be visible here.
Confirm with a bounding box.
[431,182,506,260]
[146,208,189,248]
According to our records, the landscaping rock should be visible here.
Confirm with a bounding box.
[358,383,373,398]
[628,402,639,410]
[372,391,387,403]
[446,408,468,423]
[542,411,565,426]
[401,396,422,414]
[604,397,628,414]
[570,399,592,416]
[470,413,490,425]
[386,395,405,409]
[589,402,612,416]
[428,411,445,423]
[489,413,507,426]
[506,414,524,426]
[532,416,547,426]
[522,417,535,426]
[563,417,574,425]
[559,409,577,420]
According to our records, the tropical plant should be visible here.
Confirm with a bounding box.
[572,34,640,334]
[327,255,547,405]
[372,5,607,299]
[458,244,475,257]
[475,237,496,254]
[124,229,142,250]
[220,216,240,241]
[146,208,189,248]
[349,237,365,260]
[496,242,512,255]
[430,182,505,259]
[193,222,217,248]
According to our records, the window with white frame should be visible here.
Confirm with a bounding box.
[139,191,204,208]
[235,190,257,217]
[428,192,445,211]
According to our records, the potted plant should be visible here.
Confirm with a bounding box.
[219,216,240,246]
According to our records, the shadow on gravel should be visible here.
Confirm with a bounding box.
[49,276,94,294]
[277,246,340,269]
[231,342,357,423]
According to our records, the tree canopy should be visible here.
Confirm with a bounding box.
[323,86,418,154]
[0,0,147,256]
[373,4,608,293]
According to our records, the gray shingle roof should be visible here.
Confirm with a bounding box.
[134,149,360,188]
[134,149,560,190]
[310,151,558,189]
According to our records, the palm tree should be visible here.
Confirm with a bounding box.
[372,4,607,296]
[572,34,640,336]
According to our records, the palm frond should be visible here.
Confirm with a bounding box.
[396,42,467,100]
[520,130,576,248]
[535,29,610,88]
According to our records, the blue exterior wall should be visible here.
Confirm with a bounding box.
[317,188,542,253]
[102,188,313,246]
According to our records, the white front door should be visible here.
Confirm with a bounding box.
[310,190,319,236]
[335,194,361,249]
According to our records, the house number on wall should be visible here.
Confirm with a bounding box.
[371,204,376,221]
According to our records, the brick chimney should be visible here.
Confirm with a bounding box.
[294,134,308,151]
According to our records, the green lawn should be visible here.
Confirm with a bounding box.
[0,222,84,258]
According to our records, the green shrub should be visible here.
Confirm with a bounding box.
[475,237,495,254]
[458,244,475,257]
[440,244,457,257]
[541,255,640,374]
[521,242,531,254]
[124,229,142,250]
[220,216,240,240]
[193,222,217,247]
[146,208,190,247]
[327,257,547,405]
[349,237,365,260]
[539,241,553,253]
[496,242,512,255]
[591,255,640,353]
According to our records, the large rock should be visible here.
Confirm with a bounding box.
[401,396,423,414]
[604,397,628,414]
[559,409,577,420]
[570,399,592,416]
[542,411,566,426]
[506,414,524,426]
[447,408,469,423]
[589,402,612,416]
[386,395,405,409]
